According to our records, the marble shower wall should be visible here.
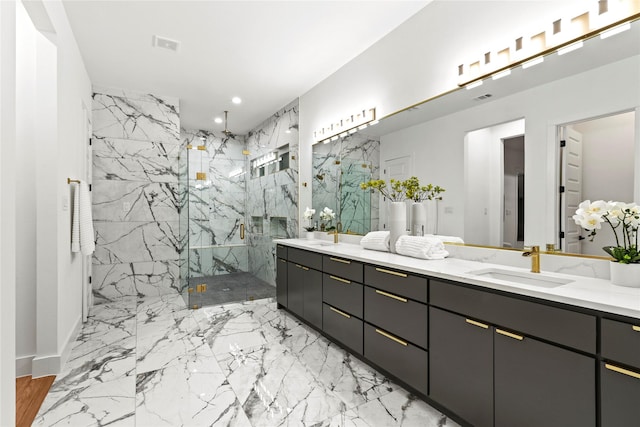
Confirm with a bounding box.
[245,99,299,286]
[313,133,380,235]
[92,87,181,301]
[180,129,248,278]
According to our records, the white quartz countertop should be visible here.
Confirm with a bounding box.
[274,238,640,320]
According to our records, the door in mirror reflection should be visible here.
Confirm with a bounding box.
[558,110,637,255]
[465,119,525,248]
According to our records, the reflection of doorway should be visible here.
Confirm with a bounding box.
[559,110,636,255]
[464,119,525,247]
[502,136,525,249]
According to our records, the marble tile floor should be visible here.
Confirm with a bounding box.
[34,293,460,427]
[190,272,276,307]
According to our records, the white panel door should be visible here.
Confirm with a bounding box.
[561,127,583,254]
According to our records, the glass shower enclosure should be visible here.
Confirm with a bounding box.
[178,135,273,309]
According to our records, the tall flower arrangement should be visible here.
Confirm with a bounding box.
[319,207,336,231]
[573,200,639,264]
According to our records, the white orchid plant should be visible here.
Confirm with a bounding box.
[319,207,336,231]
[573,200,640,264]
[303,207,316,232]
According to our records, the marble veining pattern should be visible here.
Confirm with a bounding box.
[36,294,459,427]
[93,88,181,298]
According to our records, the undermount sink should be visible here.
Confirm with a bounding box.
[305,240,336,247]
[468,267,573,288]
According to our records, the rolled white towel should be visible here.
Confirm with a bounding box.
[426,234,464,244]
[360,231,390,252]
[395,235,449,260]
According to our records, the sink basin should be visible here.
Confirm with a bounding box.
[468,268,573,288]
[305,240,336,247]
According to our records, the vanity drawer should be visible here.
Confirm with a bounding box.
[364,285,428,349]
[323,303,363,354]
[287,247,322,271]
[323,255,363,283]
[430,280,596,353]
[323,273,363,318]
[602,318,640,369]
[364,323,428,396]
[364,265,428,303]
[276,244,288,260]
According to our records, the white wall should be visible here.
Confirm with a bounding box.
[0,0,17,423]
[16,0,91,378]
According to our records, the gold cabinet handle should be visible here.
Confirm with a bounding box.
[466,319,489,329]
[240,223,245,240]
[605,364,640,380]
[295,264,309,271]
[277,245,284,249]
[496,329,524,341]
[330,257,351,264]
[632,325,640,332]
[375,328,408,346]
[279,259,286,264]
[329,306,351,319]
[329,275,351,284]
[375,267,407,278]
[375,289,407,303]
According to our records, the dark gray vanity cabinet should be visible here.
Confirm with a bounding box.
[276,244,288,307]
[286,248,323,330]
[429,307,493,427]
[363,265,429,396]
[494,328,595,427]
[600,318,640,426]
[322,256,365,354]
[431,279,596,427]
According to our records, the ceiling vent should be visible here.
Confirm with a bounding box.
[152,35,180,52]
[473,93,493,101]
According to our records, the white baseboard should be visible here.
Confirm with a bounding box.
[31,314,82,378]
[15,355,34,377]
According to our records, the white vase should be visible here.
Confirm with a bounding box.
[389,201,407,253]
[609,261,640,288]
[424,199,438,235]
[305,231,315,240]
[411,202,427,236]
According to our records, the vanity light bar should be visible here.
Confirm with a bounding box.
[313,108,376,144]
[458,1,640,87]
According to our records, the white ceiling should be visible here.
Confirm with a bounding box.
[62,0,430,134]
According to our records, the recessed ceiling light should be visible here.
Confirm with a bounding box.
[214,117,223,124]
[231,96,242,104]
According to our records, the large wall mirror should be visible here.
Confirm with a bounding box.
[312,17,639,256]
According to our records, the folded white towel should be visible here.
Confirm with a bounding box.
[427,234,464,244]
[395,235,449,260]
[360,231,390,252]
[71,181,95,255]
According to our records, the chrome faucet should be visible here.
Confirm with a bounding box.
[522,245,540,273]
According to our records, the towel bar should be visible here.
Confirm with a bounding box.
[67,178,80,184]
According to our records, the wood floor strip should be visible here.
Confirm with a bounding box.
[16,375,55,427]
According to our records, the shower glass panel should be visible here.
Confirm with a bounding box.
[180,137,275,309]
[340,159,372,235]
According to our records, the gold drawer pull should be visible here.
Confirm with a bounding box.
[496,329,524,341]
[605,364,640,380]
[330,275,351,284]
[466,319,489,329]
[375,267,407,278]
[280,259,286,263]
[277,245,284,248]
[330,306,351,319]
[295,264,309,271]
[632,325,640,332]
[375,328,408,346]
[375,289,407,303]
[330,257,351,264]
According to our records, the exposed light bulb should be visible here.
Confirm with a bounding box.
[600,22,631,39]
[214,117,223,124]
[522,56,544,69]
[557,41,583,55]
